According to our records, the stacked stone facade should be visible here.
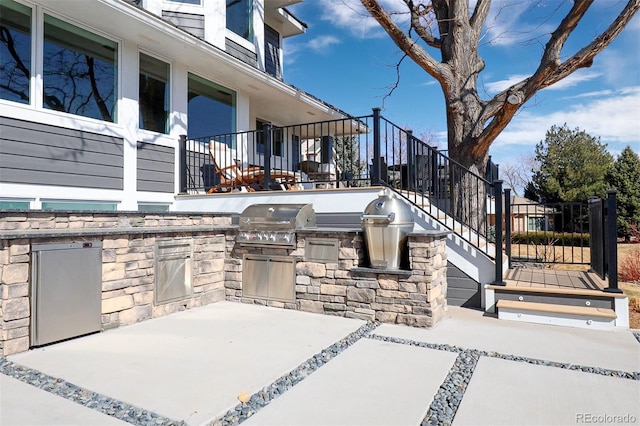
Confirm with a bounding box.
[1,211,448,356]
[227,229,449,327]
[1,212,231,355]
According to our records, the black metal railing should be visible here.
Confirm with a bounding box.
[588,190,621,293]
[505,200,590,265]
[179,108,500,261]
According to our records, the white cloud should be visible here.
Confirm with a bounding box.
[484,74,529,93]
[484,70,602,95]
[307,35,342,52]
[317,0,410,39]
[492,86,640,154]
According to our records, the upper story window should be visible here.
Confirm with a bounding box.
[43,14,118,122]
[226,0,253,42]
[187,73,236,139]
[0,0,32,104]
[139,53,170,133]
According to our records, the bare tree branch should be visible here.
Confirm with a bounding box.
[361,0,450,88]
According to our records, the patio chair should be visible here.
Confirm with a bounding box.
[208,141,301,192]
[207,141,262,193]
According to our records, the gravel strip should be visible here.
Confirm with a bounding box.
[367,333,640,380]
[0,357,185,426]
[422,350,479,426]
[210,321,381,426]
[367,333,640,426]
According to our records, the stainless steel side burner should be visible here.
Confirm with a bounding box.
[237,203,316,247]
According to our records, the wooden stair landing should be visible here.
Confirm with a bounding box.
[487,268,628,331]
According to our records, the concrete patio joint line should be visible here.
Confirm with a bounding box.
[366,333,640,380]
[211,321,381,426]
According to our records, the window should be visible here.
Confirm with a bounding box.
[256,119,283,157]
[139,53,169,133]
[226,0,253,42]
[187,73,235,139]
[138,203,170,212]
[43,14,118,122]
[42,201,117,211]
[0,200,30,210]
[0,0,32,104]
[528,217,546,232]
[166,0,201,4]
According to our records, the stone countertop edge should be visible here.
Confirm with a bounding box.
[408,230,452,238]
[298,227,362,234]
[0,225,236,241]
[351,266,413,277]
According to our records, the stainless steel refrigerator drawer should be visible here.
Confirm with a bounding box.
[31,242,102,346]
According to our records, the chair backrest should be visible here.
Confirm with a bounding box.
[209,141,238,182]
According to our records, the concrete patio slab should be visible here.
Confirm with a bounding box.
[6,302,364,425]
[453,356,640,426]
[0,374,128,426]
[243,338,457,426]
[374,306,640,372]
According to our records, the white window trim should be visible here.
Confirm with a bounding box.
[225,29,255,52]
[34,6,123,126]
[138,49,173,135]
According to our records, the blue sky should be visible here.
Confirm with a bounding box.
[282,0,640,169]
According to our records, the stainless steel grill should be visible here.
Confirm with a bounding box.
[237,203,317,247]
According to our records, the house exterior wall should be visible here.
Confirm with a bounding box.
[0,116,124,190]
[0,0,325,211]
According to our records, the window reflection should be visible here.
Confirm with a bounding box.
[187,73,235,139]
[226,0,253,42]
[43,14,117,122]
[0,0,32,104]
[139,53,169,133]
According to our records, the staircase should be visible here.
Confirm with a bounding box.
[485,274,628,331]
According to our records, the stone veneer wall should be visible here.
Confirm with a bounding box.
[0,211,232,356]
[1,212,449,356]
[226,229,449,327]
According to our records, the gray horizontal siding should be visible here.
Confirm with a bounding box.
[447,262,481,308]
[0,116,123,190]
[162,10,204,38]
[137,142,174,193]
[225,38,257,68]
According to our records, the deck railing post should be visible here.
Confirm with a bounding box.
[179,134,187,194]
[504,187,511,270]
[406,130,414,192]
[372,107,381,185]
[263,122,272,187]
[604,189,622,293]
[493,180,506,285]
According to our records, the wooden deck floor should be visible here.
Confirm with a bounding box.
[504,268,607,291]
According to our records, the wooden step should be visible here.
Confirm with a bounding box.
[487,283,627,299]
[496,299,617,331]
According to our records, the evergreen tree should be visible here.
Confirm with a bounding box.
[606,146,640,240]
[530,124,613,203]
[335,136,367,186]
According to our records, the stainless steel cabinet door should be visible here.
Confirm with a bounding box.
[31,242,102,346]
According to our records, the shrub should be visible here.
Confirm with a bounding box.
[619,248,640,283]
[511,231,589,247]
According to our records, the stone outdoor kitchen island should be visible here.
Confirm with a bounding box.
[0,210,450,356]
[226,228,450,327]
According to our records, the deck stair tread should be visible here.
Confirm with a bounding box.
[487,283,627,298]
[496,299,617,319]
